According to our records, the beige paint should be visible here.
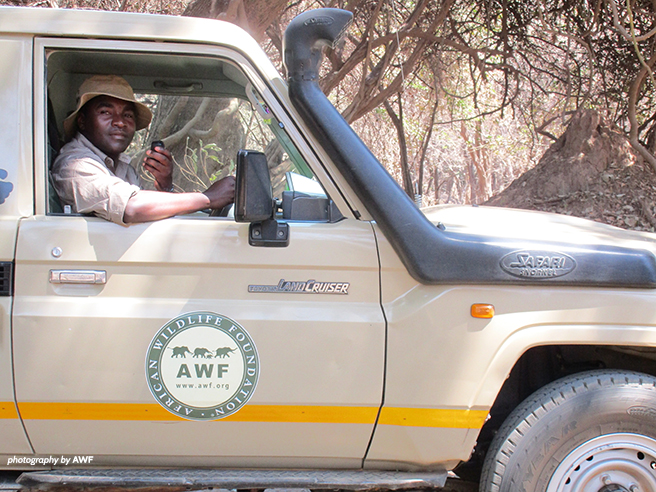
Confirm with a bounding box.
[0,298,32,454]
[13,216,384,462]
[0,36,33,220]
[0,36,36,454]
[364,218,656,467]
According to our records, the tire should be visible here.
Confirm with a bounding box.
[479,369,656,492]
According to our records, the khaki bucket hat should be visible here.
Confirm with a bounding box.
[63,75,153,140]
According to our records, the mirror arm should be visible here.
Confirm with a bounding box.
[249,219,289,247]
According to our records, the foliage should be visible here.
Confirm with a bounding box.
[8,0,656,205]
[179,140,228,192]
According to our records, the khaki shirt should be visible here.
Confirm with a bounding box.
[51,133,141,226]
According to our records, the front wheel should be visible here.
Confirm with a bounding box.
[480,370,656,492]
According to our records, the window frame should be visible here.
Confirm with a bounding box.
[34,37,351,219]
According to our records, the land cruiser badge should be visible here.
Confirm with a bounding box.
[146,312,259,421]
[249,279,350,294]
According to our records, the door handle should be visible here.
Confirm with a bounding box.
[49,270,107,284]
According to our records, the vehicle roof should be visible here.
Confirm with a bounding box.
[0,6,278,78]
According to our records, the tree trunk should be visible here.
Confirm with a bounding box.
[183,0,288,41]
[384,97,414,198]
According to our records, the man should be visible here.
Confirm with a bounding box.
[51,75,235,225]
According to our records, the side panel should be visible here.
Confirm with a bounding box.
[0,36,35,455]
[365,225,656,471]
[13,216,384,467]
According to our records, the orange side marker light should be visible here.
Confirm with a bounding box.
[471,304,495,319]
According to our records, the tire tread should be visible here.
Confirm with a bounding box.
[479,369,656,492]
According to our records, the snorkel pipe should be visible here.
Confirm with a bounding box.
[283,9,656,287]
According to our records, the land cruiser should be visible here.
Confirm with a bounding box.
[1,6,656,492]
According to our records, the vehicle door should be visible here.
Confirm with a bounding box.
[12,38,385,467]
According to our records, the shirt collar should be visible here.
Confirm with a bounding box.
[74,133,131,170]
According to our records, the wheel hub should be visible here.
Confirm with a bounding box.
[599,485,629,492]
[546,433,656,492]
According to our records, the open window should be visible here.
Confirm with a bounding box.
[45,48,335,221]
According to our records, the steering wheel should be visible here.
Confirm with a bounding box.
[209,204,234,217]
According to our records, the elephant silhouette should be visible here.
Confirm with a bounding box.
[193,347,213,358]
[214,347,236,358]
[169,346,192,358]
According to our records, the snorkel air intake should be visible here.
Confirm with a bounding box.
[283,9,656,287]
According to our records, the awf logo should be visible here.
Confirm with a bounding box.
[0,169,13,205]
[146,312,260,421]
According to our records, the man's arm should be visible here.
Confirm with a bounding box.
[123,175,235,223]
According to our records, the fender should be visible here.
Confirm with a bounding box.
[472,323,656,408]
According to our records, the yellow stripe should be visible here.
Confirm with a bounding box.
[378,407,488,429]
[19,402,179,421]
[0,401,19,419]
[17,402,378,424]
[16,402,487,429]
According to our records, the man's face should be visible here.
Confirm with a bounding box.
[77,95,136,159]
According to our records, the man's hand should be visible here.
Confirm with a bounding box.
[144,146,173,192]
[203,176,236,210]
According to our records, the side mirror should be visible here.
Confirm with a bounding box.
[235,150,274,222]
[234,150,289,247]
